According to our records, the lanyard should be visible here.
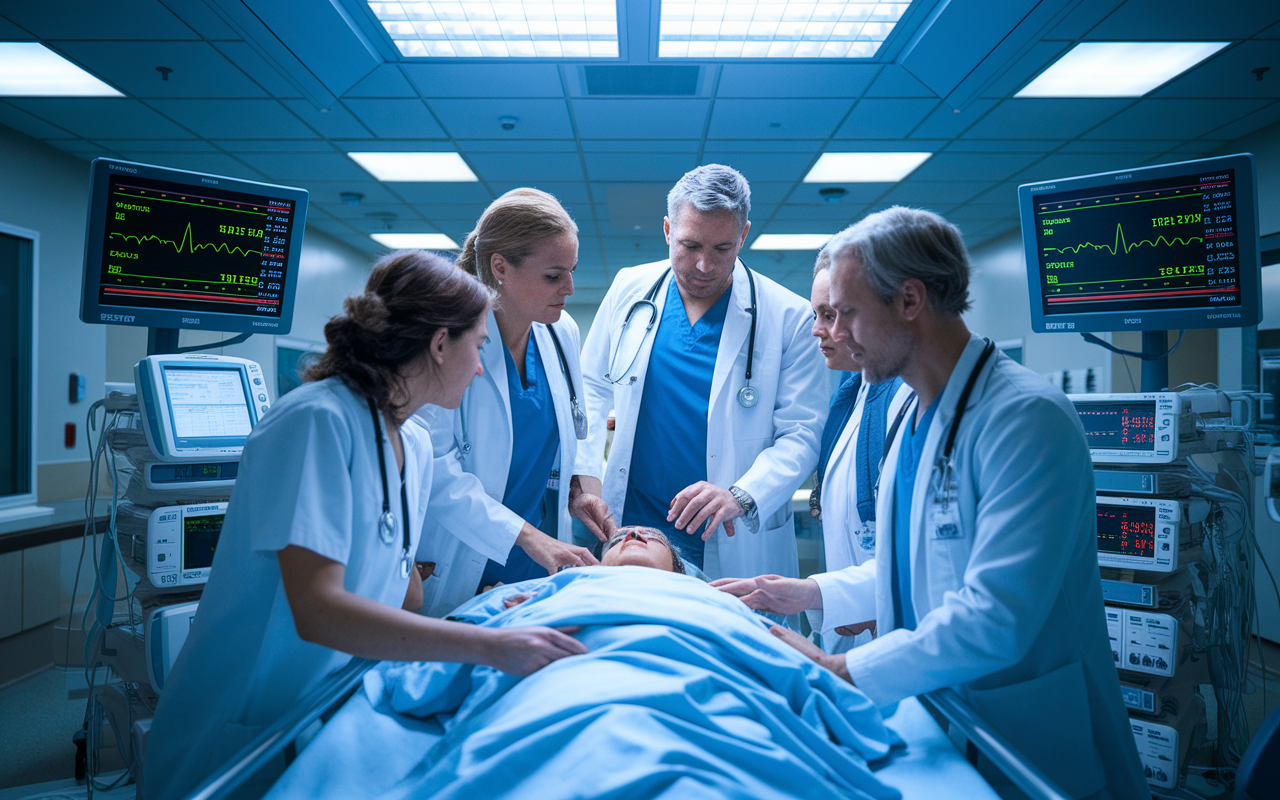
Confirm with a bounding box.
[367,397,413,580]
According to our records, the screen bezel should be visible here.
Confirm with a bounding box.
[79,158,308,335]
[1095,501,1157,558]
[1017,153,1260,333]
[161,365,255,449]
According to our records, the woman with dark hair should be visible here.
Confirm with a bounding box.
[144,250,587,800]
[412,188,613,616]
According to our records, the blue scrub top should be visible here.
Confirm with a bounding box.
[478,336,560,589]
[891,398,939,632]
[623,278,731,569]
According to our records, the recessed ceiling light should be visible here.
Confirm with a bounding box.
[803,152,931,183]
[657,1,911,59]
[750,234,833,251]
[367,0,619,58]
[348,152,478,182]
[371,233,461,249]
[1016,41,1230,98]
[0,42,122,96]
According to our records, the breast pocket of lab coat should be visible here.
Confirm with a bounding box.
[924,491,972,594]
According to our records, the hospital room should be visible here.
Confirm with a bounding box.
[4,0,1280,798]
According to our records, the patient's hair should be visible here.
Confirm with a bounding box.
[598,527,687,575]
[305,249,492,423]
[455,188,578,291]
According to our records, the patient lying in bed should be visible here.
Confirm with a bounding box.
[269,566,902,800]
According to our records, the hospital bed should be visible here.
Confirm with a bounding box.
[178,570,1070,800]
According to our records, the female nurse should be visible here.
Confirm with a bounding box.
[144,251,587,800]
[413,189,615,616]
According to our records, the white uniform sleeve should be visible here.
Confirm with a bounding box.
[241,397,355,565]
[733,304,828,520]
[575,283,620,481]
[843,396,1094,707]
[409,407,523,564]
[806,560,878,636]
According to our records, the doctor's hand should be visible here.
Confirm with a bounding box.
[482,625,587,677]
[710,575,822,615]
[769,625,852,684]
[567,474,617,543]
[516,524,600,575]
[668,482,741,541]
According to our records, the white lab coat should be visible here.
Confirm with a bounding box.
[577,259,827,580]
[411,309,585,618]
[144,378,428,800]
[807,381,913,653]
[821,334,1146,799]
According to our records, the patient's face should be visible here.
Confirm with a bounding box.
[600,527,684,574]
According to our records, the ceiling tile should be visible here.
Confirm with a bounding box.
[3,0,198,39]
[468,151,585,181]
[342,65,419,98]
[115,153,267,182]
[879,181,990,205]
[759,219,847,235]
[979,42,1072,99]
[1045,0,1129,40]
[944,140,1064,152]
[46,139,103,154]
[401,64,565,98]
[1203,100,1280,140]
[769,203,865,221]
[1059,140,1182,152]
[0,16,36,39]
[0,101,76,138]
[583,152,694,182]
[1084,0,1280,40]
[341,99,447,139]
[211,42,303,99]
[572,99,710,139]
[97,139,219,152]
[908,98,999,138]
[429,98,574,139]
[716,64,877,98]
[299,180,404,205]
[741,182,797,206]
[961,99,1132,140]
[313,201,419,221]
[160,0,241,40]
[236,152,372,182]
[863,66,936,98]
[7,98,196,139]
[52,42,266,99]
[1083,98,1269,139]
[411,202,492,221]
[835,98,937,138]
[385,183,494,204]
[213,140,338,153]
[1170,140,1233,153]
[458,140,578,153]
[710,99,853,139]
[1014,152,1160,184]
[908,152,1043,182]
[581,140,700,153]
[145,98,318,139]
[1153,40,1280,99]
[699,150,814,182]
[782,183,893,204]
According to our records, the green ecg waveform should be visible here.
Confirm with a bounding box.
[1043,222,1203,256]
[110,222,262,257]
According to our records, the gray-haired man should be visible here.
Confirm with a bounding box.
[574,164,827,583]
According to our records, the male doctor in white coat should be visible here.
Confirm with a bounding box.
[576,164,827,580]
[726,207,1147,799]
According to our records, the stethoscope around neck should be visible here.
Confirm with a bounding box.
[605,261,761,409]
[367,397,413,580]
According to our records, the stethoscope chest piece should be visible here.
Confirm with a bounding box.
[737,384,759,408]
[399,554,412,580]
[378,510,397,544]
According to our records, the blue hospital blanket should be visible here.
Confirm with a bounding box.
[277,567,900,800]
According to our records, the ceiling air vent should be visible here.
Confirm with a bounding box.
[583,66,700,96]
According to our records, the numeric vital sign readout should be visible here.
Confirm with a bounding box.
[100,174,298,319]
[1097,504,1157,557]
[1033,168,1240,316]
[1076,402,1156,451]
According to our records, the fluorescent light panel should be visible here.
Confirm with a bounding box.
[367,1,619,58]
[803,152,931,183]
[0,42,122,96]
[348,152,478,182]
[751,234,833,251]
[657,1,910,59]
[372,233,461,249]
[1016,41,1230,98]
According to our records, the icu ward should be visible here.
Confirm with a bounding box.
[5,3,1280,800]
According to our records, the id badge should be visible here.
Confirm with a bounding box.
[930,502,962,540]
[856,521,876,551]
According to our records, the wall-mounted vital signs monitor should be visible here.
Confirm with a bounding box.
[1018,153,1260,333]
[135,354,269,462]
[80,158,308,335]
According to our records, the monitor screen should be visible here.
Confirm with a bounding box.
[1076,401,1156,452]
[1018,153,1259,333]
[1096,503,1156,558]
[162,367,252,445]
[81,159,308,335]
[182,513,223,571]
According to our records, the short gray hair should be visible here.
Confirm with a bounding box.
[812,246,831,277]
[825,206,971,316]
[667,164,751,230]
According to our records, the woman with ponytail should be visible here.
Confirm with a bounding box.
[145,251,587,800]
[412,188,615,615]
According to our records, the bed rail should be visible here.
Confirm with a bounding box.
[921,687,1071,800]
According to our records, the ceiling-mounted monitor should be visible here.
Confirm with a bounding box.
[79,158,308,335]
[1018,153,1260,333]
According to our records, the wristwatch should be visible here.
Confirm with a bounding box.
[729,485,761,534]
